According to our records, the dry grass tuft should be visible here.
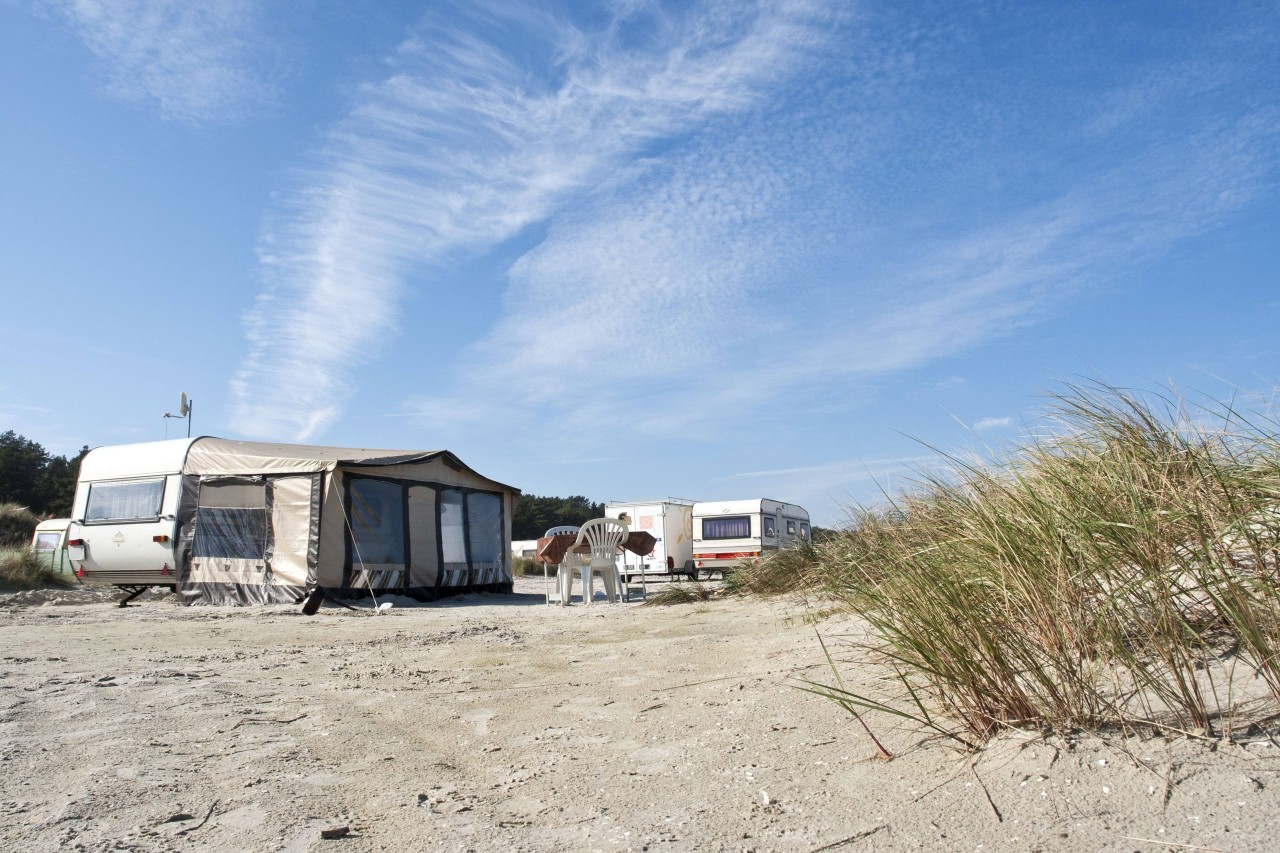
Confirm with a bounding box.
[786,384,1280,743]
[0,549,71,591]
[641,582,718,607]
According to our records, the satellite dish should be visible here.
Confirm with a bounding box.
[178,392,189,417]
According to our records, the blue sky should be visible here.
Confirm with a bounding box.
[1,1,1277,526]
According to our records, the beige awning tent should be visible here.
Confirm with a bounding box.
[170,438,520,605]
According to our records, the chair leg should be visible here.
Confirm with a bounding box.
[557,562,570,605]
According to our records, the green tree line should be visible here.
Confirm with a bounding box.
[512,494,604,540]
[0,431,88,518]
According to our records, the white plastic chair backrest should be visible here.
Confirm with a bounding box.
[545,525,581,537]
[574,518,628,567]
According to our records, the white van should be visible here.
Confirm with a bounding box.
[30,518,72,575]
[605,499,697,583]
[691,498,810,576]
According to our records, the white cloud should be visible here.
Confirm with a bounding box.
[229,0,1279,453]
[408,100,1278,453]
[972,417,1012,432]
[43,0,282,122]
[231,0,838,440]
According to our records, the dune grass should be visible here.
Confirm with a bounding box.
[640,582,717,607]
[0,549,71,591]
[754,385,1280,743]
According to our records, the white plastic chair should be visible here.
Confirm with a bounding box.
[569,518,629,605]
[543,526,580,605]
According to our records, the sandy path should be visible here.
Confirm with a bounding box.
[2,579,1278,851]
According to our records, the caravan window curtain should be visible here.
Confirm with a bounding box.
[85,479,164,522]
[194,481,267,560]
[349,478,405,565]
[703,515,751,540]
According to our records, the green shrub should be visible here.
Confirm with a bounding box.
[800,384,1280,744]
[0,503,40,548]
[512,556,549,577]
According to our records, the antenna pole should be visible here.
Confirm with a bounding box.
[187,400,193,438]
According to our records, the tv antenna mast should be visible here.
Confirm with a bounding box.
[163,392,193,438]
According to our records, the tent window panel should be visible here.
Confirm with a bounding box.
[194,508,268,559]
[85,479,164,522]
[198,481,265,509]
[703,516,751,540]
[408,486,438,587]
[440,489,466,571]
[269,476,313,586]
[350,479,405,565]
[195,481,268,560]
[466,492,502,570]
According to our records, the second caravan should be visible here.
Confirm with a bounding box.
[691,498,810,575]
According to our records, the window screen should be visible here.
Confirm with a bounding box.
[85,479,164,522]
[703,515,750,540]
[350,478,405,565]
[466,492,503,569]
[194,481,267,560]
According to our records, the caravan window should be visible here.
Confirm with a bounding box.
[703,516,751,540]
[786,520,796,535]
[763,515,777,538]
[85,479,164,523]
[194,481,267,560]
[799,522,811,541]
[33,532,61,552]
[349,479,405,565]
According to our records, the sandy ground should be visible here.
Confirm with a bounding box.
[2,577,1279,852]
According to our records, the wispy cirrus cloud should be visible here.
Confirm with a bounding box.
[410,97,1279,451]
[231,0,838,440]
[972,417,1012,432]
[230,0,1279,459]
[42,0,283,123]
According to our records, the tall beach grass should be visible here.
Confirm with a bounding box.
[746,385,1280,743]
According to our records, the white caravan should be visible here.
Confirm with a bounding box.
[605,499,697,582]
[691,498,811,575]
[30,518,72,575]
